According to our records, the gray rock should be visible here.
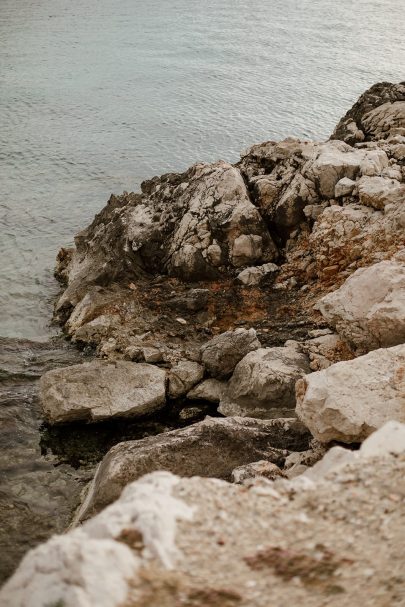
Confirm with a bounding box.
[75,416,311,520]
[201,328,261,379]
[219,346,310,419]
[40,360,167,423]
[168,360,204,399]
[186,378,227,403]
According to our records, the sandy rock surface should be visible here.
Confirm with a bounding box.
[2,423,405,607]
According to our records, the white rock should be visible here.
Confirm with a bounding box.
[358,176,405,209]
[316,257,405,353]
[296,344,405,443]
[40,360,167,423]
[334,177,356,198]
[359,149,389,176]
[236,263,279,286]
[360,420,405,458]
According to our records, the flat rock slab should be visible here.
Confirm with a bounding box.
[40,360,166,424]
[296,343,405,443]
[75,416,311,520]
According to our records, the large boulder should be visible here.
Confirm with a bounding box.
[2,433,405,607]
[75,416,311,520]
[296,344,405,443]
[39,360,167,423]
[219,345,310,418]
[316,255,405,353]
[200,328,261,379]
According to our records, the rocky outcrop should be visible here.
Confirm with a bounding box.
[316,254,405,353]
[40,360,167,423]
[296,344,405,443]
[74,416,310,520]
[331,81,405,144]
[200,328,261,379]
[219,345,310,418]
[2,423,405,607]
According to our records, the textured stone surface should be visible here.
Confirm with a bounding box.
[40,360,167,423]
[236,263,279,286]
[201,328,261,379]
[331,81,405,143]
[186,378,227,403]
[168,361,204,399]
[219,345,310,419]
[2,444,405,607]
[316,256,405,353]
[296,344,405,443]
[231,460,285,484]
[75,416,311,520]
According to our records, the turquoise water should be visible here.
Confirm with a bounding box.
[1,0,404,339]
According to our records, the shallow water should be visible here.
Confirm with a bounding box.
[1,0,405,339]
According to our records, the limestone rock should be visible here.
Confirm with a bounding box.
[331,81,405,143]
[39,360,167,423]
[296,344,405,443]
[316,257,405,352]
[219,346,310,419]
[168,360,204,399]
[231,460,285,484]
[75,416,311,520]
[186,378,226,403]
[334,177,356,198]
[201,328,261,379]
[358,176,405,210]
[236,263,279,286]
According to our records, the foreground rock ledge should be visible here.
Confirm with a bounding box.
[1,423,404,607]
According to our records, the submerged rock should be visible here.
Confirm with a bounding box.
[296,343,405,443]
[40,360,167,423]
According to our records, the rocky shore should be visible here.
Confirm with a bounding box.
[1,81,404,606]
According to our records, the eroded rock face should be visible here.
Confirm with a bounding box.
[296,344,405,443]
[331,81,405,144]
[316,255,405,353]
[55,161,278,320]
[201,328,261,379]
[75,416,311,520]
[40,360,167,423]
[219,345,310,418]
[2,434,405,607]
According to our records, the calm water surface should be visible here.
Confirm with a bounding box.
[1,0,404,339]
